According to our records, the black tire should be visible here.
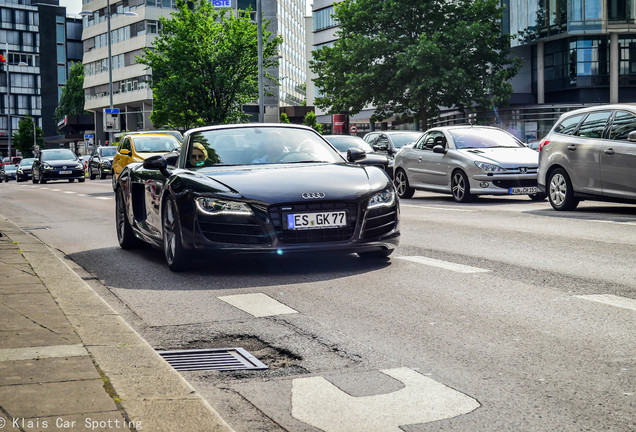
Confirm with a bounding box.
[394,169,415,199]
[547,168,579,211]
[40,178,47,184]
[78,178,85,183]
[358,249,393,259]
[451,170,472,203]
[90,170,96,180]
[16,177,22,183]
[68,179,75,183]
[32,175,38,184]
[162,196,191,271]
[116,189,143,249]
[100,169,106,180]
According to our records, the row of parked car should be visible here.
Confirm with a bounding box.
[4,104,635,212]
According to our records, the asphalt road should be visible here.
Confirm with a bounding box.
[1,178,635,432]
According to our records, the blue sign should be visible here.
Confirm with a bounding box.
[211,0,231,7]
[105,108,120,114]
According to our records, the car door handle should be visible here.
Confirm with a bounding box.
[567,145,576,151]
[604,148,615,155]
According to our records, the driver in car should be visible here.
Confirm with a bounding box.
[252,134,286,164]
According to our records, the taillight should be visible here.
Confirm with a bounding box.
[538,139,550,152]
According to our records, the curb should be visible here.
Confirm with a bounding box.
[0,216,234,432]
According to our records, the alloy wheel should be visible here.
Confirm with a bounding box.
[549,173,567,207]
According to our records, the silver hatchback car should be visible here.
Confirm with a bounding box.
[393,125,542,202]
[538,104,636,211]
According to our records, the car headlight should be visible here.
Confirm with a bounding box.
[43,163,54,170]
[102,160,111,167]
[75,163,83,169]
[368,189,396,209]
[474,161,506,172]
[17,168,23,173]
[195,198,254,216]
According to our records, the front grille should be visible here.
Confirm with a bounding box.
[269,201,358,244]
[198,214,268,244]
[362,205,398,238]
[493,179,538,189]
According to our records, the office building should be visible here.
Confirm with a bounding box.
[81,0,306,147]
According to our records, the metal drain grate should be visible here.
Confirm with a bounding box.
[157,347,268,371]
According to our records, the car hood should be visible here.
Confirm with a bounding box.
[459,147,539,167]
[186,163,390,204]
[42,159,81,168]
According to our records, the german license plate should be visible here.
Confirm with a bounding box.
[286,211,347,230]
[509,186,538,195]
[60,170,72,175]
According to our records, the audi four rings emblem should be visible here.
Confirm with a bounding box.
[302,192,325,199]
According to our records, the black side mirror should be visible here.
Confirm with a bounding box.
[143,155,170,177]
[433,145,447,154]
[347,147,367,162]
[164,150,179,167]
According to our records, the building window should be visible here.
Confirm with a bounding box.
[313,6,338,32]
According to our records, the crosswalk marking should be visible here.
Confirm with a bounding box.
[218,293,298,317]
[575,294,636,311]
[397,256,490,273]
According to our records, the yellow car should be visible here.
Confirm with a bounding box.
[112,133,181,185]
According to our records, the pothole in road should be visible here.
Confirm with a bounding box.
[160,334,304,372]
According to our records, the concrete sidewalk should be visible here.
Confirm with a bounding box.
[0,217,233,432]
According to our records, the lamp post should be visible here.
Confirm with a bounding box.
[257,0,264,123]
[80,3,136,144]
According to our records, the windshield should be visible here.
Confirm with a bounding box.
[326,136,374,153]
[391,133,424,148]
[100,147,117,157]
[133,136,181,153]
[186,126,344,168]
[4,165,17,171]
[450,128,524,149]
[19,158,34,167]
[41,150,78,161]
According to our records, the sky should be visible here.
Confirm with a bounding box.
[60,0,82,15]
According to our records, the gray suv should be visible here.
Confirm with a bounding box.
[538,104,636,210]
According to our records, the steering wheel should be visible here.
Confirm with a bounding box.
[277,151,313,162]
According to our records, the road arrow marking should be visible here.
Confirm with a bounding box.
[291,367,479,432]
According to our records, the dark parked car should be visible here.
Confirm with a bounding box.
[16,158,35,182]
[324,135,395,179]
[114,124,400,271]
[0,164,18,182]
[538,104,636,210]
[362,131,424,156]
[88,146,117,180]
[32,149,86,184]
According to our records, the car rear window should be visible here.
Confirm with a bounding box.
[555,113,586,135]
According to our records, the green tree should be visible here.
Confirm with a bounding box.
[310,0,521,128]
[279,112,291,123]
[13,116,44,157]
[303,111,324,134]
[138,0,282,129]
[55,62,89,123]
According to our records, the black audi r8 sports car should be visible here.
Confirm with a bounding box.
[114,124,400,271]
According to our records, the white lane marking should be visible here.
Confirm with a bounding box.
[401,204,473,212]
[292,367,480,432]
[588,219,636,227]
[575,294,636,311]
[397,256,490,273]
[218,293,298,317]
[63,191,76,194]
[50,188,62,192]
[94,197,112,200]
[0,344,87,362]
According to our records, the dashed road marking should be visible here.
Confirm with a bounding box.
[397,256,490,273]
[575,294,636,311]
[401,204,473,212]
[218,293,298,317]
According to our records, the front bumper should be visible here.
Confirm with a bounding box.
[470,173,538,195]
[41,168,85,180]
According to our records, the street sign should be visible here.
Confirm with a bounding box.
[104,108,121,132]
[84,134,95,147]
[350,125,358,134]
